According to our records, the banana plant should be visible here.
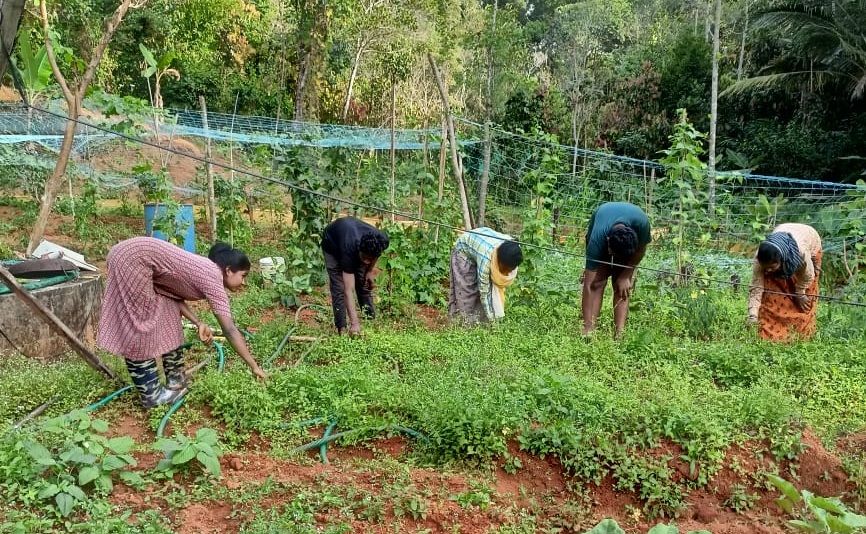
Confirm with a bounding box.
[12,30,53,105]
[138,43,179,109]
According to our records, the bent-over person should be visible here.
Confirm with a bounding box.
[98,238,266,408]
[448,227,523,325]
[748,223,822,341]
[321,216,389,336]
[582,202,651,338]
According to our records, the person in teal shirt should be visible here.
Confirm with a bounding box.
[582,202,651,338]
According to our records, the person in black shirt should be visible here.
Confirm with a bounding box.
[321,217,390,336]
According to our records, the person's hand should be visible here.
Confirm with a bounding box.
[253,367,268,381]
[198,324,214,345]
[615,277,633,298]
[348,322,362,337]
[365,267,381,290]
[793,294,812,312]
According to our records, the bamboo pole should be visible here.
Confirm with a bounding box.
[199,96,217,242]
[427,52,473,230]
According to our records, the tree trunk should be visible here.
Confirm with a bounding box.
[478,0,498,227]
[389,80,396,223]
[342,40,365,121]
[294,0,329,122]
[427,53,473,230]
[737,0,749,81]
[27,0,136,254]
[708,0,721,217]
[28,108,78,253]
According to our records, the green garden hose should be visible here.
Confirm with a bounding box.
[156,342,224,437]
[319,419,339,464]
[290,424,429,458]
[85,386,133,412]
[156,395,187,438]
[264,327,296,368]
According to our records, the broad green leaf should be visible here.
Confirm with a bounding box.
[23,441,52,462]
[55,492,75,517]
[647,525,678,534]
[172,444,197,465]
[195,428,219,446]
[197,451,221,478]
[78,466,100,486]
[195,442,217,457]
[91,419,109,433]
[66,485,86,501]
[119,471,146,488]
[66,451,96,465]
[95,473,113,493]
[157,439,183,454]
[825,515,854,534]
[102,454,127,471]
[585,518,626,534]
[767,474,801,503]
[139,43,157,69]
[37,484,60,499]
[107,436,135,454]
[788,519,825,532]
[775,497,794,514]
[840,512,866,528]
[156,458,173,472]
[810,496,845,514]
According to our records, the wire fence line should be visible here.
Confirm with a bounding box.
[1,104,865,273]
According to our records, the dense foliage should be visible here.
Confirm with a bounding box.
[7,0,865,182]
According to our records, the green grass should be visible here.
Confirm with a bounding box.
[2,245,866,529]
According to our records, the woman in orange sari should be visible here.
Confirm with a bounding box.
[747,223,822,341]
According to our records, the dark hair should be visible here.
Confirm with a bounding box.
[208,242,251,272]
[497,240,523,270]
[608,225,638,260]
[756,241,783,265]
[359,231,389,257]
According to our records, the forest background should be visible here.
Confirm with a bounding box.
[7,0,864,184]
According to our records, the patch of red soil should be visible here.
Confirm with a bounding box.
[176,502,239,534]
[100,406,857,534]
[494,441,569,507]
[414,304,447,329]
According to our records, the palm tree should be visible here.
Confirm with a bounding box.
[722,0,866,100]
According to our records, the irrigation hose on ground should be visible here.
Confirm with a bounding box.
[289,424,430,460]
[156,341,226,438]
[319,419,339,464]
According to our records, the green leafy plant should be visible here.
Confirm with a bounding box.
[449,481,492,511]
[767,474,866,533]
[139,43,179,109]
[11,410,140,518]
[136,163,189,245]
[582,518,711,533]
[723,483,760,513]
[263,245,316,308]
[659,109,708,277]
[155,427,223,479]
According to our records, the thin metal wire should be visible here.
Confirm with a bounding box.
[20,103,866,309]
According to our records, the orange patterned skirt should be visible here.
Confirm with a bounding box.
[758,249,822,341]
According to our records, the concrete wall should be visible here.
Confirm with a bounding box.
[0,275,102,359]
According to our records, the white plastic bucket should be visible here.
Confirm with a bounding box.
[259,256,285,285]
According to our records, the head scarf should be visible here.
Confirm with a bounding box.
[489,245,518,318]
[763,231,803,279]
